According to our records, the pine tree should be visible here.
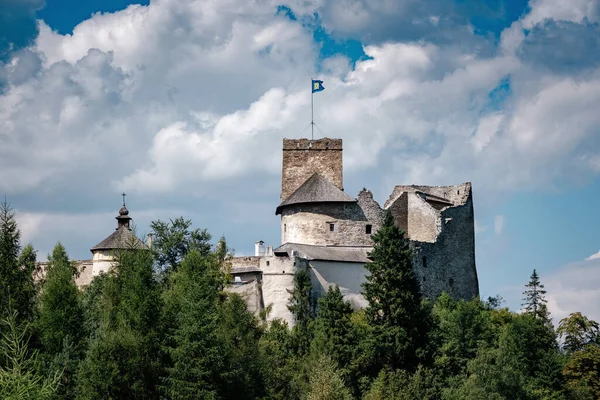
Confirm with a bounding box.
[361,210,429,372]
[522,269,550,323]
[37,243,83,356]
[287,268,314,355]
[77,248,162,399]
[36,243,84,399]
[0,199,35,323]
[161,249,226,399]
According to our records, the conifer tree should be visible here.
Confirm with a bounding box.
[161,249,225,399]
[37,243,83,356]
[522,269,550,323]
[312,285,354,369]
[77,248,162,399]
[37,243,84,399]
[287,268,314,355]
[362,210,429,372]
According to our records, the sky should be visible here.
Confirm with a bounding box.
[1,0,599,324]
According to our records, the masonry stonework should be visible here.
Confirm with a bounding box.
[281,138,343,201]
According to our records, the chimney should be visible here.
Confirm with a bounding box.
[146,233,153,249]
[255,240,265,257]
[266,245,273,256]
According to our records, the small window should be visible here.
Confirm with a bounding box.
[266,261,270,266]
[366,224,372,234]
[284,224,287,232]
[422,256,427,268]
[449,278,454,287]
[329,223,335,232]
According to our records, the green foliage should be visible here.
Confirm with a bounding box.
[0,312,61,400]
[161,249,225,399]
[149,217,212,273]
[522,269,551,324]
[562,344,600,399]
[0,200,36,323]
[558,313,600,353]
[362,210,430,372]
[288,268,314,355]
[364,366,441,400]
[37,243,83,356]
[304,355,353,400]
[76,249,162,399]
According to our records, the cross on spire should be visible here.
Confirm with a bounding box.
[122,192,126,205]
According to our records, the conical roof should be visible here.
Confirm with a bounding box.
[276,173,356,215]
[90,225,148,252]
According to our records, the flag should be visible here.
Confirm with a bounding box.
[312,79,324,93]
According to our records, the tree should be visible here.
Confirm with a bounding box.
[305,355,353,400]
[0,311,61,400]
[37,243,83,356]
[522,269,550,323]
[77,248,162,399]
[287,268,314,356]
[161,249,226,399]
[149,217,212,274]
[562,344,600,399]
[361,210,430,372]
[0,199,35,323]
[36,243,84,399]
[311,284,356,388]
[557,313,600,353]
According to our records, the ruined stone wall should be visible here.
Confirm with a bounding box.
[281,202,377,246]
[34,260,94,288]
[309,260,369,310]
[411,192,478,301]
[385,182,472,209]
[407,193,442,243]
[230,256,261,269]
[281,138,343,201]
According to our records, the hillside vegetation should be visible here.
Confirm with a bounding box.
[0,200,598,399]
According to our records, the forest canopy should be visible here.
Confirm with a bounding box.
[0,200,598,399]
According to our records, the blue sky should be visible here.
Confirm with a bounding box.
[1,0,599,323]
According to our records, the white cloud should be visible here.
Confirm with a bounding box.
[1,0,600,264]
[545,256,600,325]
[586,250,600,260]
[494,215,504,236]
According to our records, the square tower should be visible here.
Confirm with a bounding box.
[281,138,343,201]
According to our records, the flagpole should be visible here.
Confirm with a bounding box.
[311,78,314,140]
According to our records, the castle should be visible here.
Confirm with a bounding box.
[36,137,479,327]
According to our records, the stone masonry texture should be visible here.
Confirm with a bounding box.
[281,138,343,201]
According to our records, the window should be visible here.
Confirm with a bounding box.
[366,224,372,234]
[284,224,287,232]
[266,261,270,266]
[422,256,427,268]
[330,223,335,232]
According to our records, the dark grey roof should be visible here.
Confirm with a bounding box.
[90,226,148,252]
[230,266,262,274]
[276,173,356,215]
[273,243,371,263]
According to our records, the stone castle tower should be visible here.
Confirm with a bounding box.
[228,137,479,326]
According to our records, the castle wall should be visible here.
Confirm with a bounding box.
[92,250,116,276]
[281,202,376,246]
[411,193,478,301]
[309,260,369,310]
[259,255,306,326]
[281,138,343,201]
[407,193,442,243]
[227,280,263,315]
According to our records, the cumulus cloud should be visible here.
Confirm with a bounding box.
[1,0,600,261]
[545,256,600,324]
